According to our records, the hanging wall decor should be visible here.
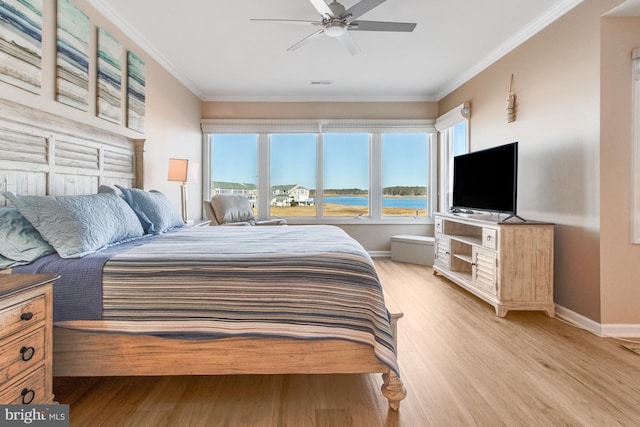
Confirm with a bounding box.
[0,0,43,94]
[126,51,145,132]
[97,27,122,124]
[56,0,89,110]
[506,74,516,123]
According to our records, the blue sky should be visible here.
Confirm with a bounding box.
[211,133,428,190]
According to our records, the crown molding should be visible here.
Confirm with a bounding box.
[87,0,205,100]
[201,94,438,103]
[435,0,584,100]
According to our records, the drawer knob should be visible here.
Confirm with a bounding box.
[20,346,35,362]
[21,388,35,404]
[20,312,34,321]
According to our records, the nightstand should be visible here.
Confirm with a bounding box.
[0,274,58,404]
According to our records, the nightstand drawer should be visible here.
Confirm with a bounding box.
[0,295,46,341]
[0,328,45,388]
[0,367,46,405]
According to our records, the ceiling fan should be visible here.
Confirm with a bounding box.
[250,0,417,55]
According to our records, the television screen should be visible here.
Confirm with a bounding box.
[452,142,518,215]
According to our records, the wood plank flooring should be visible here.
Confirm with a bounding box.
[53,259,640,426]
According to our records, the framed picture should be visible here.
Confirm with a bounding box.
[0,0,43,93]
[56,0,89,110]
[127,51,145,132]
[97,27,122,124]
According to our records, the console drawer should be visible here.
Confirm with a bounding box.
[482,228,497,250]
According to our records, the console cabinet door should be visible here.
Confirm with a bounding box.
[434,235,450,271]
[472,247,498,297]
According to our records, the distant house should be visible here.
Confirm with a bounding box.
[270,184,313,206]
[211,181,257,202]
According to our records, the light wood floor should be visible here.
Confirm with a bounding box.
[53,259,640,427]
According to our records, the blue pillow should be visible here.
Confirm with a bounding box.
[3,192,144,258]
[115,186,184,234]
[0,207,55,268]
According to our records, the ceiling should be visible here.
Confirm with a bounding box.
[90,0,638,102]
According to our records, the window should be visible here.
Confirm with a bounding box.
[323,133,369,217]
[436,104,470,213]
[202,119,436,223]
[269,134,316,217]
[382,134,429,217]
[210,134,258,211]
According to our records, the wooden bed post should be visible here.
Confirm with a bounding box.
[133,139,145,189]
[381,289,406,410]
[382,371,407,411]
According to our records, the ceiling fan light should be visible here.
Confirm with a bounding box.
[324,23,345,37]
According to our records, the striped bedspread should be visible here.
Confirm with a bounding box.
[84,225,398,374]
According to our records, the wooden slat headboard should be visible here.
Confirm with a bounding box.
[0,98,144,204]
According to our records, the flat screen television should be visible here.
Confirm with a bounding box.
[452,141,518,217]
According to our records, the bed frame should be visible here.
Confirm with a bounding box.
[0,98,406,410]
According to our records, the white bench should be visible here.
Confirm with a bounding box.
[390,235,435,266]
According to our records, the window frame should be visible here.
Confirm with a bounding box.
[202,119,437,225]
[435,103,470,214]
[632,49,640,243]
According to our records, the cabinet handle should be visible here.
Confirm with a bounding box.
[20,312,34,321]
[21,388,35,404]
[20,346,35,361]
[486,235,492,241]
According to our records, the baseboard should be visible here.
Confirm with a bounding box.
[601,323,640,338]
[554,305,602,336]
[555,305,640,338]
[369,251,391,258]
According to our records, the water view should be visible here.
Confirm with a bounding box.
[324,196,427,210]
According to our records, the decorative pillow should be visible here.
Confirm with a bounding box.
[98,185,121,196]
[0,207,55,268]
[3,192,144,259]
[115,186,184,234]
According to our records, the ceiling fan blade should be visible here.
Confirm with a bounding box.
[338,31,361,56]
[308,0,334,17]
[287,29,325,52]
[341,0,386,20]
[250,18,320,26]
[349,20,416,32]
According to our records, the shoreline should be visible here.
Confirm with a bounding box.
[271,203,427,217]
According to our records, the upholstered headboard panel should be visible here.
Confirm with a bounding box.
[0,98,144,204]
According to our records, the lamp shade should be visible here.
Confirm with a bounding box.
[168,158,189,182]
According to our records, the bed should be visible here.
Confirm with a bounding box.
[0,99,406,410]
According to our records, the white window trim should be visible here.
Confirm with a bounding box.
[435,103,470,132]
[201,119,437,225]
[435,103,470,213]
[631,48,640,243]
